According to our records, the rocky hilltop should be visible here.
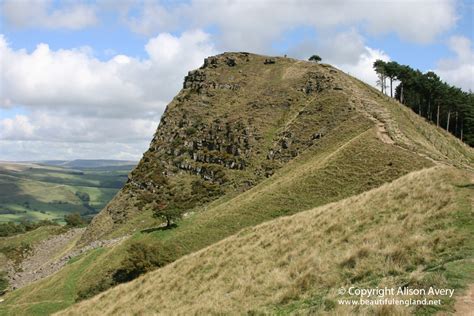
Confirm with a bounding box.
[82,53,362,243]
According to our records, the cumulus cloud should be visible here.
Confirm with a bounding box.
[0,30,216,118]
[0,30,216,160]
[125,1,182,35]
[289,29,390,87]
[125,0,456,51]
[0,115,35,140]
[0,112,156,143]
[1,0,98,30]
[0,140,147,161]
[436,36,474,91]
[334,47,391,88]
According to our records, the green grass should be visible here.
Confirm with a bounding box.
[0,163,133,223]
[58,166,474,315]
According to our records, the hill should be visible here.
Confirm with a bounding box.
[81,52,472,244]
[37,160,137,169]
[0,53,472,315]
[0,161,136,223]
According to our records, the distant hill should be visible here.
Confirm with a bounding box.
[0,161,136,224]
[1,53,472,315]
[36,159,137,169]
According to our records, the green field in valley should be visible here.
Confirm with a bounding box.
[0,160,136,224]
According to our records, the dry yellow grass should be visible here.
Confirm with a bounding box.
[58,166,473,315]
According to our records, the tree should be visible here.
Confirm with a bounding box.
[385,61,400,98]
[394,65,414,104]
[308,55,322,63]
[151,200,185,228]
[373,60,388,94]
[388,58,473,146]
[64,213,85,227]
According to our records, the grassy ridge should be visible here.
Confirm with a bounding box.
[58,166,474,315]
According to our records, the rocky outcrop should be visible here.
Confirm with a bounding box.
[300,71,336,95]
[6,228,128,290]
[183,69,240,92]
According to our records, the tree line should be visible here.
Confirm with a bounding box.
[373,60,474,146]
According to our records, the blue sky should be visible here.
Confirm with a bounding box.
[0,0,473,161]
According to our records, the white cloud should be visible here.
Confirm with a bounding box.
[0,30,216,160]
[288,29,367,64]
[0,140,148,161]
[436,36,474,91]
[1,0,98,30]
[288,29,390,88]
[334,47,391,88]
[0,30,216,118]
[0,110,158,160]
[125,0,457,51]
[0,111,156,143]
[126,1,181,35]
[0,115,35,140]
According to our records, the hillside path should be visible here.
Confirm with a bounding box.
[454,284,474,315]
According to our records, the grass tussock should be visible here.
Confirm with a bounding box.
[57,166,474,315]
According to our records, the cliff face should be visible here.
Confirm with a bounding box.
[81,53,369,242]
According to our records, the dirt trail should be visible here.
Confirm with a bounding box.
[336,73,458,167]
[454,284,474,315]
[6,228,128,290]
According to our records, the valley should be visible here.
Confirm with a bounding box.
[0,160,136,223]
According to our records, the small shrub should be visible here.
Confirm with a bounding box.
[113,241,179,283]
[64,213,85,227]
[0,272,9,294]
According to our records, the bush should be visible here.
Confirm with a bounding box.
[64,213,85,227]
[0,272,9,295]
[0,220,58,237]
[113,241,178,283]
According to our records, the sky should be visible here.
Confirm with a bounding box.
[0,0,473,161]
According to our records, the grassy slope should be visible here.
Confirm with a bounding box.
[58,166,474,315]
[0,123,432,315]
[0,163,132,223]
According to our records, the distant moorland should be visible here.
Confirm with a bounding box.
[0,160,136,224]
